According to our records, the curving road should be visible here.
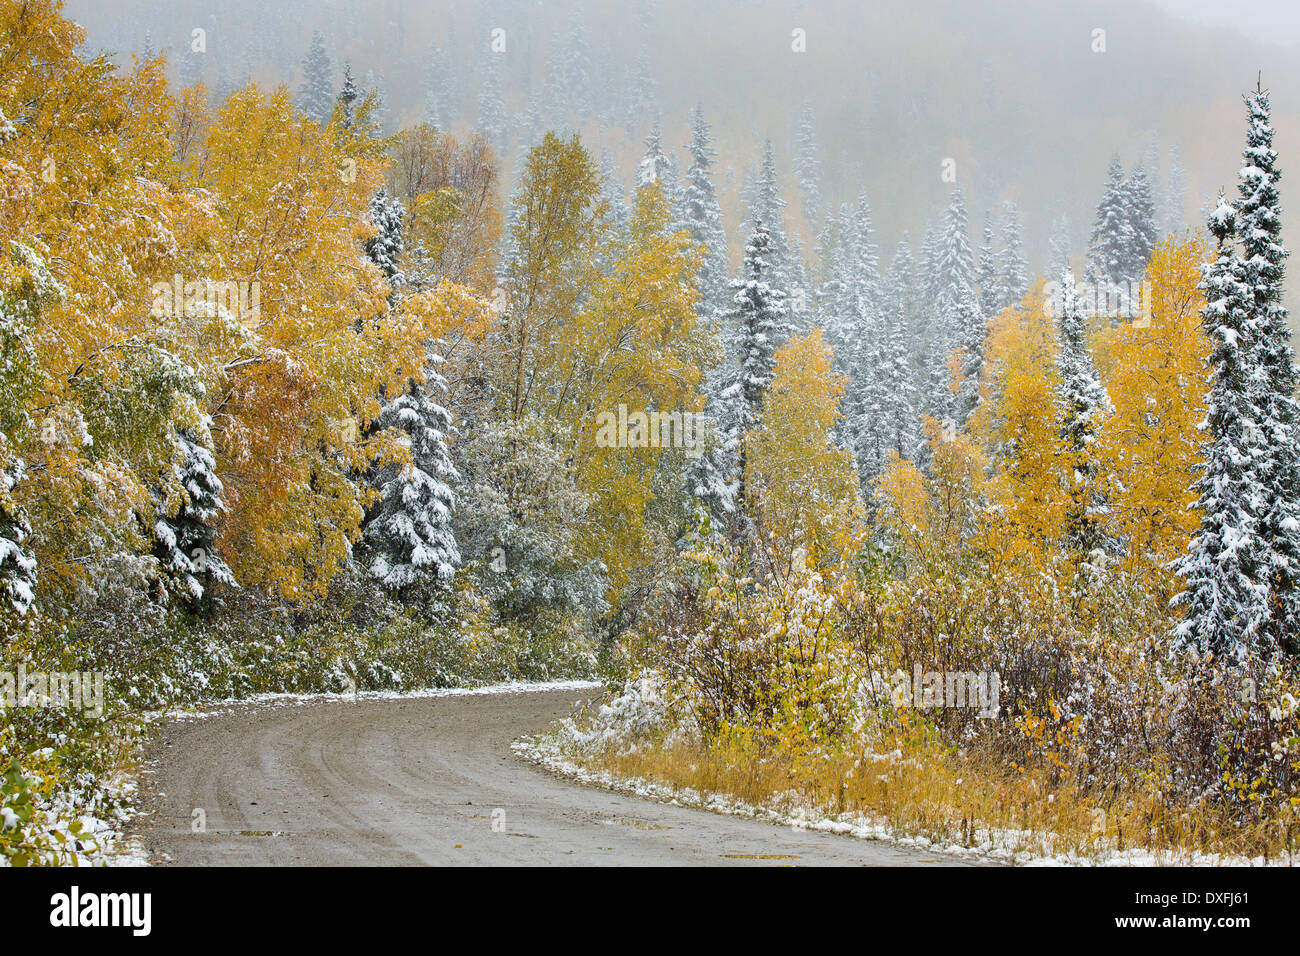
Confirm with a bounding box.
[130,686,967,866]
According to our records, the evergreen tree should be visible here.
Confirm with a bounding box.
[746,140,792,291]
[362,362,461,592]
[337,63,359,129]
[478,58,508,153]
[636,121,673,190]
[1047,213,1071,284]
[422,39,457,129]
[298,30,335,124]
[953,289,986,425]
[999,200,1029,307]
[681,106,730,323]
[0,457,36,619]
[793,98,822,226]
[976,217,1001,319]
[1237,85,1300,653]
[1085,155,1134,287]
[365,189,405,299]
[1165,143,1187,234]
[1123,164,1159,279]
[934,187,975,314]
[151,422,235,604]
[721,226,787,508]
[1173,193,1272,660]
[1055,268,1113,556]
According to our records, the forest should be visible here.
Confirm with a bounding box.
[1,0,1298,866]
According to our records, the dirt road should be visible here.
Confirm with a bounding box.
[131,685,967,866]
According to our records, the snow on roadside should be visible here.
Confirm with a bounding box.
[151,678,604,723]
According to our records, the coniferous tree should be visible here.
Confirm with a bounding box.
[681,106,730,323]
[721,226,787,509]
[478,58,508,153]
[999,200,1029,307]
[793,99,822,226]
[1085,155,1134,287]
[151,421,235,605]
[298,30,335,124]
[362,362,460,592]
[747,140,791,291]
[1173,194,1272,660]
[1055,268,1113,557]
[1237,85,1300,653]
[1123,164,1159,279]
[365,189,405,297]
[0,458,36,620]
[976,218,1001,320]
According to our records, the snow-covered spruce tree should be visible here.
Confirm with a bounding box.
[746,140,792,292]
[976,218,1002,320]
[999,200,1029,308]
[1122,164,1160,280]
[0,457,37,625]
[1236,85,1300,654]
[1172,193,1272,660]
[1165,143,1187,235]
[636,120,674,191]
[623,48,659,126]
[681,106,730,324]
[722,225,787,508]
[477,58,508,154]
[934,187,975,315]
[365,189,405,300]
[299,30,335,124]
[336,63,359,129]
[1085,155,1135,286]
[1055,268,1113,557]
[152,422,235,605]
[362,361,461,592]
[850,193,880,320]
[793,98,822,226]
[953,289,986,426]
[848,241,922,485]
[1047,213,1071,283]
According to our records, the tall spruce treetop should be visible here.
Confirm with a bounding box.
[682,106,730,323]
[1123,164,1159,278]
[299,30,335,124]
[1055,268,1113,558]
[1055,268,1113,459]
[1237,84,1300,653]
[934,187,975,314]
[793,99,823,225]
[748,139,792,290]
[724,225,788,434]
[999,200,1029,307]
[1173,192,1272,660]
[637,121,674,191]
[976,217,1002,319]
[1085,155,1135,286]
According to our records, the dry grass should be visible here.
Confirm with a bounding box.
[565,724,1299,864]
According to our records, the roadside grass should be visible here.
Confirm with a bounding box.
[549,717,1297,865]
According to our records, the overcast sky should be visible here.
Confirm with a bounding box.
[1150,0,1300,47]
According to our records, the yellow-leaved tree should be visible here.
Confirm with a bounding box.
[745,329,864,569]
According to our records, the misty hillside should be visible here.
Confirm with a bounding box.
[64,0,1300,288]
